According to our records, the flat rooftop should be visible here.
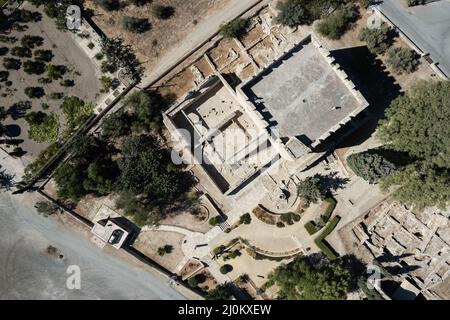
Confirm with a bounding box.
[242,41,363,143]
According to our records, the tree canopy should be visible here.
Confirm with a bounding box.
[117,135,183,202]
[316,3,358,40]
[297,175,324,205]
[376,80,450,209]
[268,257,351,300]
[347,151,396,184]
[358,22,395,54]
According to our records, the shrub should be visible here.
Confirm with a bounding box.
[21,35,44,48]
[157,247,166,256]
[0,47,9,56]
[187,276,198,288]
[95,52,104,60]
[219,18,247,38]
[220,264,233,274]
[209,216,219,226]
[34,49,53,62]
[25,111,59,142]
[50,92,64,100]
[122,16,151,33]
[359,0,372,9]
[100,61,118,74]
[38,77,52,84]
[94,0,120,11]
[386,47,420,74]
[347,151,396,183]
[358,22,395,54]
[213,245,225,255]
[3,58,21,70]
[276,221,285,228]
[0,70,9,82]
[304,221,318,235]
[239,213,252,225]
[23,60,45,75]
[316,4,358,40]
[60,79,75,87]
[35,200,58,217]
[276,0,311,27]
[128,0,150,5]
[314,215,341,259]
[87,42,95,49]
[24,86,45,99]
[151,5,175,19]
[46,64,67,80]
[10,46,32,58]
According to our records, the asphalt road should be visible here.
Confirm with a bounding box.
[0,189,185,300]
[377,0,450,78]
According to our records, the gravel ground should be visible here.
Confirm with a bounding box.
[0,190,186,300]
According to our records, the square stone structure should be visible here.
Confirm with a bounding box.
[164,35,369,195]
[238,35,369,148]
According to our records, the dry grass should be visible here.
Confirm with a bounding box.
[85,0,231,72]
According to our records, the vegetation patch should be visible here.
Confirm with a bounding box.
[314,215,341,260]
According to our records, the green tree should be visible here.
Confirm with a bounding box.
[151,5,175,19]
[378,81,450,168]
[34,49,53,62]
[268,257,351,300]
[276,0,312,27]
[117,135,183,202]
[205,284,232,300]
[123,90,164,132]
[386,47,420,74]
[219,18,247,39]
[297,176,323,205]
[3,57,21,70]
[187,276,199,288]
[0,70,9,82]
[347,151,396,183]
[239,213,252,224]
[45,64,67,80]
[21,35,43,48]
[376,80,450,209]
[60,96,94,132]
[25,111,59,142]
[10,46,32,58]
[101,110,133,139]
[316,4,358,40]
[358,22,395,54]
[24,86,45,99]
[381,163,450,210]
[83,159,119,195]
[220,264,233,274]
[54,162,88,202]
[23,60,46,75]
[100,37,141,78]
[121,16,151,33]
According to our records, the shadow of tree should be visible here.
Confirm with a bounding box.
[314,171,350,193]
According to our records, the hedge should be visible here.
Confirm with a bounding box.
[304,221,318,235]
[314,215,341,260]
[304,197,337,235]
